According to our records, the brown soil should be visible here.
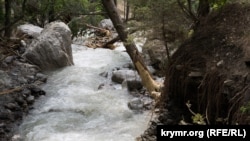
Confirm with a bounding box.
[161,3,250,125]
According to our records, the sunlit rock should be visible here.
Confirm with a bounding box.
[17,24,43,38]
[23,21,74,71]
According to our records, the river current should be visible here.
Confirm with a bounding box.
[17,43,151,141]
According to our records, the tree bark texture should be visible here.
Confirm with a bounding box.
[4,0,11,37]
[198,0,210,17]
[101,0,162,99]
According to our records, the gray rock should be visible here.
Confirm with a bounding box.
[99,71,108,78]
[128,98,144,110]
[35,73,48,82]
[17,24,43,38]
[4,56,15,64]
[111,70,141,84]
[26,95,35,104]
[126,79,143,90]
[4,103,18,111]
[23,21,74,71]
[22,88,31,97]
[0,70,11,88]
[98,19,114,30]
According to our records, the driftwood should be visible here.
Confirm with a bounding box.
[83,23,119,50]
[0,81,44,95]
[85,24,111,37]
[102,36,120,49]
[0,87,23,95]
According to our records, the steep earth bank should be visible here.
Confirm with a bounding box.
[139,3,250,141]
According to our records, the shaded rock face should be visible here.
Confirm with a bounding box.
[22,21,74,71]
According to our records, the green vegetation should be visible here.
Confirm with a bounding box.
[0,0,105,38]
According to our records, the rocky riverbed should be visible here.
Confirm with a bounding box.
[0,20,167,141]
[0,52,47,141]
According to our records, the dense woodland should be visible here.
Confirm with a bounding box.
[1,0,250,140]
[0,0,244,38]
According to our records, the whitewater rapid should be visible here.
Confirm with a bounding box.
[17,44,151,141]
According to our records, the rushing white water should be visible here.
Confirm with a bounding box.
[17,44,151,141]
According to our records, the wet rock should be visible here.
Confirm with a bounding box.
[126,79,143,91]
[22,88,31,97]
[35,73,48,82]
[15,97,25,106]
[112,70,141,84]
[97,83,105,90]
[26,95,35,104]
[4,103,19,111]
[30,86,45,97]
[128,98,144,111]
[0,111,13,120]
[22,21,74,71]
[25,75,35,82]
[4,56,15,64]
[0,70,12,88]
[142,97,154,110]
[99,71,108,78]
[122,63,134,69]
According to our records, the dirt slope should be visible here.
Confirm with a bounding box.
[162,3,250,125]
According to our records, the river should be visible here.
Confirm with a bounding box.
[16,43,151,141]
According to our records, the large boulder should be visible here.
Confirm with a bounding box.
[98,19,114,30]
[22,21,74,70]
[17,24,43,38]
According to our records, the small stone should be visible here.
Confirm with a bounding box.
[128,98,144,110]
[216,60,224,67]
[22,88,31,97]
[99,71,108,78]
[4,56,15,64]
[97,83,105,90]
[35,73,48,82]
[26,95,35,104]
[4,103,18,111]
[15,97,25,105]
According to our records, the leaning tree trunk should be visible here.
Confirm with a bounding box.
[101,0,162,99]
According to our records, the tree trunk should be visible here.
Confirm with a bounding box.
[125,0,129,21]
[4,0,11,37]
[101,0,162,99]
[198,0,210,17]
[48,0,55,22]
